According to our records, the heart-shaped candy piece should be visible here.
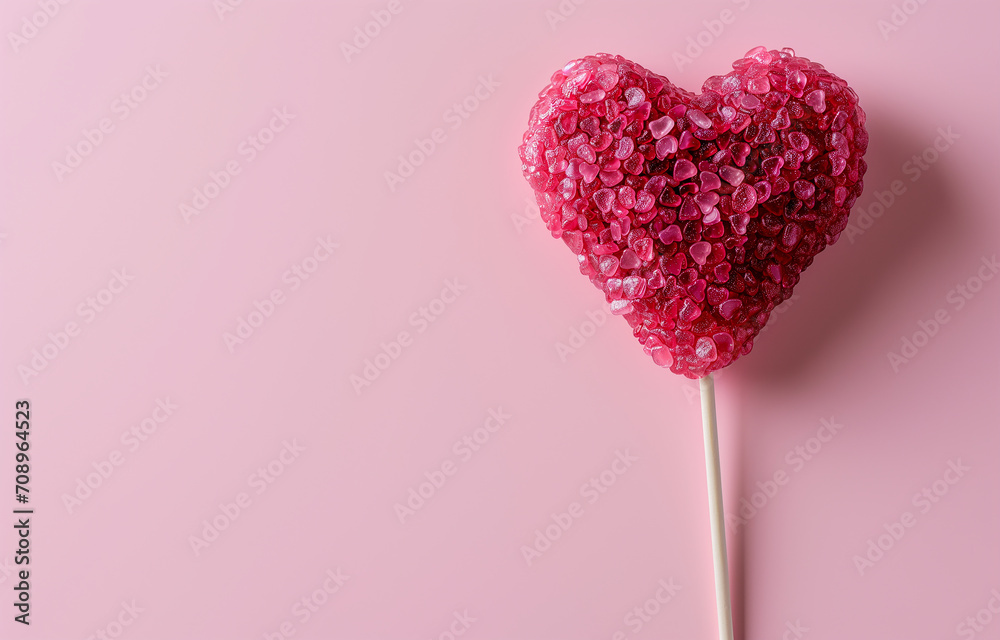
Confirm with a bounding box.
[518,47,868,378]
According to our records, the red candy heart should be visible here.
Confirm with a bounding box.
[519,47,868,378]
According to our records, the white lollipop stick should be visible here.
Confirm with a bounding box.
[700,373,734,640]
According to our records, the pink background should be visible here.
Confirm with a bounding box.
[2,1,999,638]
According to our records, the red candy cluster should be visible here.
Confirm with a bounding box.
[519,47,867,378]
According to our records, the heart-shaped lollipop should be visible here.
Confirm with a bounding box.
[519,47,868,378]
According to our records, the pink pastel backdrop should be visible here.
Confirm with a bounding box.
[2,1,998,638]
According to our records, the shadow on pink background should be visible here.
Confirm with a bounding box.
[1,1,998,638]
